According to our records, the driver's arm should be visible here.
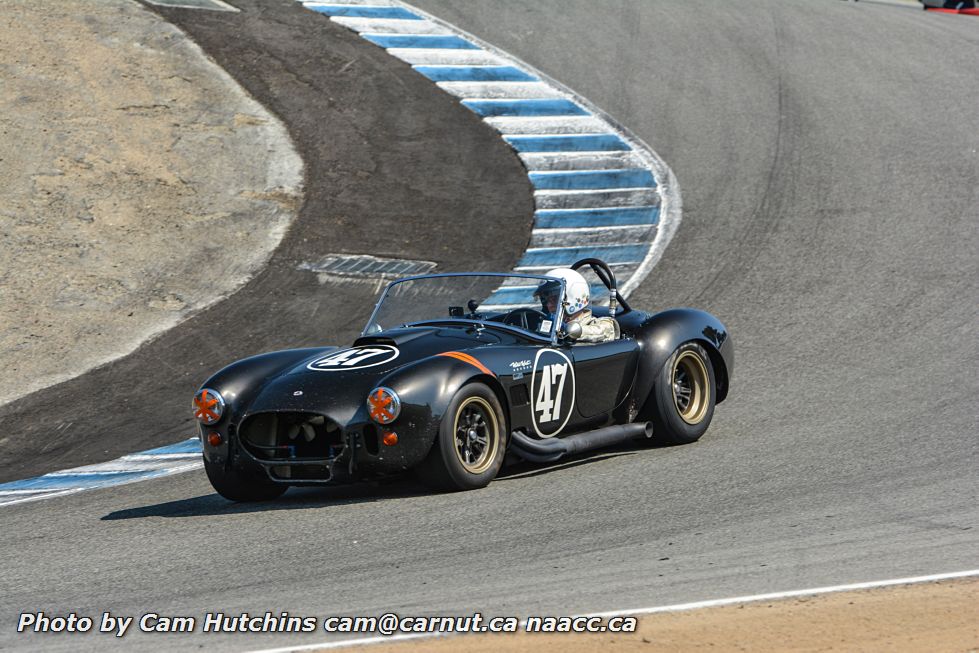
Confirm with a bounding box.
[576,316,619,343]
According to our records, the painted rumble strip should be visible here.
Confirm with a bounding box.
[0,439,202,507]
[245,569,979,653]
[301,0,682,307]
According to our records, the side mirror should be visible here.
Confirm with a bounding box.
[562,321,582,342]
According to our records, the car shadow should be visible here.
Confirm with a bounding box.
[101,477,429,520]
[498,450,641,480]
[102,439,661,520]
[496,435,666,480]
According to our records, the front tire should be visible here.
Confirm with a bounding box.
[204,458,287,502]
[648,342,716,445]
[415,383,506,491]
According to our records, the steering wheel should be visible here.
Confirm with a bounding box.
[501,308,549,332]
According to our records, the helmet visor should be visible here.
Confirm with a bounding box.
[534,279,563,312]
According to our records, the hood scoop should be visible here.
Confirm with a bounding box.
[354,326,439,347]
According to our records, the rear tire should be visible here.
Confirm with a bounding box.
[648,342,716,445]
[415,383,506,491]
[204,458,287,502]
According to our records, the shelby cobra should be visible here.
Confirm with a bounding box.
[193,259,732,500]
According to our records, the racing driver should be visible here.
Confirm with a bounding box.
[534,268,619,343]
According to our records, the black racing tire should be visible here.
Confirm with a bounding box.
[648,342,716,445]
[415,382,506,491]
[204,458,287,502]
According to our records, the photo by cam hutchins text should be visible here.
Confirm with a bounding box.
[17,612,317,636]
[17,611,639,637]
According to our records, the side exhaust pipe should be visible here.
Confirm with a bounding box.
[510,422,653,463]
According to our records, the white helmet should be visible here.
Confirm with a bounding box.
[538,268,590,316]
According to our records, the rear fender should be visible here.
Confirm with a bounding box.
[632,309,733,409]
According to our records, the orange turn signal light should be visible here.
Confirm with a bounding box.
[207,432,223,447]
[382,431,398,446]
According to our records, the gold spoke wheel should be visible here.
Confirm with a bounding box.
[452,396,500,474]
[672,351,711,425]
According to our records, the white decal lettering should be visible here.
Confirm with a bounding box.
[308,346,400,371]
[551,363,567,421]
[536,364,554,422]
[535,363,567,423]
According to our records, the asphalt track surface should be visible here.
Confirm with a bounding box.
[3,1,977,651]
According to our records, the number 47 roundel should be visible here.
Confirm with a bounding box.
[307,345,400,371]
[531,349,576,438]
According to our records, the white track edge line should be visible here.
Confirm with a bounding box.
[533,225,652,234]
[0,487,92,508]
[0,461,202,508]
[533,187,656,195]
[245,569,979,653]
[580,568,979,618]
[249,632,441,653]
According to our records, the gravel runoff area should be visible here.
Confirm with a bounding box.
[0,0,302,409]
[347,579,978,652]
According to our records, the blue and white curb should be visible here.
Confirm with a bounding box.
[302,0,682,307]
[0,439,202,507]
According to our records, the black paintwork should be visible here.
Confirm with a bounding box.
[920,0,975,8]
[197,281,733,486]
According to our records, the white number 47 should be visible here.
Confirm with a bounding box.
[536,363,568,423]
[320,347,387,367]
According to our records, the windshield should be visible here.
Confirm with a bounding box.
[364,273,564,340]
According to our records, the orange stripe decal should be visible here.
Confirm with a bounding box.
[438,351,495,377]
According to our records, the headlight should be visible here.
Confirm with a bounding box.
[367,387,401,425]
[193,388,225,425]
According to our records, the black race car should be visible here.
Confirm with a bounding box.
[194,259,732,500]
[919,0,978,13]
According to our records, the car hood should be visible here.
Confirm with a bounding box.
[244,370,382,425]
[243,326,491,424]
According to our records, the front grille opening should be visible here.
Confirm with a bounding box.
[240,412,344,461]
[362,424,379,455]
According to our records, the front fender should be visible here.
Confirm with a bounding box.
[197,347,337,463]
[376,354,504,464]
[632,308,733,407]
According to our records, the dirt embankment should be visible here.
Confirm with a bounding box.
[0,0,302,409]
[355,579,978,652]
